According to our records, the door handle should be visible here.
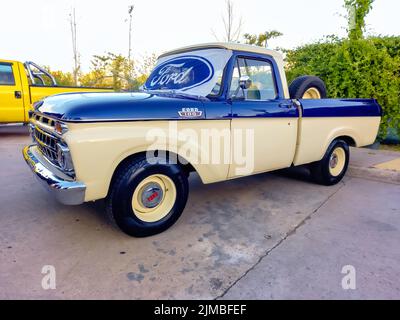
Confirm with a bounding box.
[279,102,293,109]
[15,91,22,99]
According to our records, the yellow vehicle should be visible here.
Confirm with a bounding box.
[0,59,113,124]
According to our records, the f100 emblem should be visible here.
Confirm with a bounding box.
[178,107,203,118]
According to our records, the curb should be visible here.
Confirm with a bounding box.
[348,165,400,185]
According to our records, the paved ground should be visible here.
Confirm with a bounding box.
[0,125,399,299]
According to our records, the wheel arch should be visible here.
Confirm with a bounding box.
[309,132,358,166]
[324,129,360,156]
[107,149,197,197]
[334,135,357,147]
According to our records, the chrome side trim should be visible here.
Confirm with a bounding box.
[23,145,86,205]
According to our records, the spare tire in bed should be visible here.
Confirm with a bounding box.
[289,76,327,99]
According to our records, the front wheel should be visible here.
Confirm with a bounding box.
[310,140,350,186]
[106,155,189,237]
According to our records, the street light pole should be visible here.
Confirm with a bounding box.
[128,5,134,62]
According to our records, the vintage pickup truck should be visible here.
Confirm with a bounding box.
[23,43,382,237]
[0,59,112,124]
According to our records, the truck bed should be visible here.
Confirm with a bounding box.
[293,98,382,166]
[299,98,382,117]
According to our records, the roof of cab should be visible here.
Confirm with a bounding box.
[159,42,283,60]
[0,59,20,64]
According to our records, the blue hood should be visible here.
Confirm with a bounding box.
[35,92,206,122]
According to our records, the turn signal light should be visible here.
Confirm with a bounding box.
[55,122,68,135]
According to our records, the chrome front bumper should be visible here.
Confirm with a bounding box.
[23,145,86,205]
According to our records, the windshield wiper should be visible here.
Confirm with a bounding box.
[140,89,209,101]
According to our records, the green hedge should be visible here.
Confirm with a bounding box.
[285,36,400,140]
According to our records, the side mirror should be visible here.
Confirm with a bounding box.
[239,76,252,90]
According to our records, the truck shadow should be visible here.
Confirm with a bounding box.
[86,165,315,228]
[0,125,29,137]
[273,166,315,183]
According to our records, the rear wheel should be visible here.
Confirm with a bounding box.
[310,140,350,186]
[106,155,189,237]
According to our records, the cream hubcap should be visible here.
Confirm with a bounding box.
[329,147,346,177]
[302,87,321,99]
[132,174,177,223]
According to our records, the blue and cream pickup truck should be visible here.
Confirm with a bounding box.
[23,43,382,237]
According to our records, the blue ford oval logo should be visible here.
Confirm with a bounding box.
[144,56,214,91]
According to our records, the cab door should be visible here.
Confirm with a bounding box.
[0,62,24,123]
[228,56,299,178]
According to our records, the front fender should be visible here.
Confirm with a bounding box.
[65,120,231,202]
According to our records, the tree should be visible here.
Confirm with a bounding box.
[79,52,157,91]
[79,53,131,90]
[131,54,158,89]
[213,0,243,42]
[50,70,75,86]
[244,30,283,48]
[69,8,81,85]
[345,0,374,40]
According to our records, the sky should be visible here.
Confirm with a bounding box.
[0,0,399,72]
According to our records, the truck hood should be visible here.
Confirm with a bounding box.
[35,92,206,122]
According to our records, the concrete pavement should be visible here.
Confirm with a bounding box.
[0,125,399,299]
[348,147,400,184]
[221,177,400,300]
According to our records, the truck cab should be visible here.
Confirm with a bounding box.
[0,60,27,123]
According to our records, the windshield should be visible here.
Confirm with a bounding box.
[144,48,232,97]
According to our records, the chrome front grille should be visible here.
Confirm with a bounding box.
[33,114,56,129]
[33,126,59,165]
[29,113,75,177]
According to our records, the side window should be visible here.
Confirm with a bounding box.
[0,64,16,86]
[229,58,277,100]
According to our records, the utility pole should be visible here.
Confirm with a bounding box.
[127,4,134,62]
[69,8,80,86]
